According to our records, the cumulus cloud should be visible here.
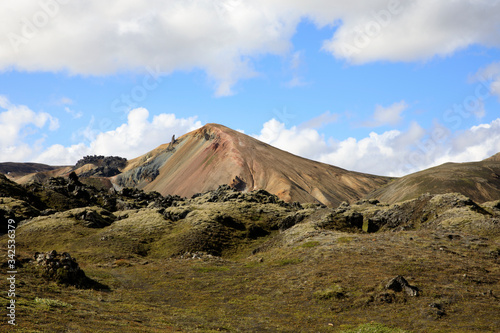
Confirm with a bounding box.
[253,116,500,177]
[254,119,330,159]
[0,96,59,162]
[1,1,498,94]
[34,108,202,165]
[320,0,500,64]
[35,143,91,166]
[445,119,500,163]
[361,100,408,127]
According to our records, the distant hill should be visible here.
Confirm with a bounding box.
[114,123,391,207]
[366,156,500,204]
[0,162,60,178]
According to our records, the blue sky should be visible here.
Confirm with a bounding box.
[1,1,500,176]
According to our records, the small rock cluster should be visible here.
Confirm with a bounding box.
[33,250,89,287]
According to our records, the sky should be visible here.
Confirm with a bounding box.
[0,0,500,177]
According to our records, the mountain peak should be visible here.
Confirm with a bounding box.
[195,123,227,133]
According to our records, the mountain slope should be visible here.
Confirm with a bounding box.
[366,157,500,204]
[484,152,500,162]
[114,123,390,206]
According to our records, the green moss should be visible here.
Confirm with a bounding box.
[301,241,320,248]
[276,258,303,266]
[313,284,346,300]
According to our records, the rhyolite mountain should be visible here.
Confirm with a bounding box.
[113,123,391,207]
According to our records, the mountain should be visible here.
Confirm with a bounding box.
[366,155,500,204]
[114,123,391,207]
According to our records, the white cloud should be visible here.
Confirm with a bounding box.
[34,108,202,165]
[445,119,500,162]
[0,96,59,162]
[1,1,499,94]
[35,143,91,166]
[320,1,500,64]
[362,100,408,127]
[254,118,330,158]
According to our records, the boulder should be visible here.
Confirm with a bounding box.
[385,275,419,297]
[33,250,88,287]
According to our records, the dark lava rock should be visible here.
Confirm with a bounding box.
[386,275,419,297]
[427,302,446,319]
[75,209,115,228]
[74,155,127,170]
[276,213,305,231]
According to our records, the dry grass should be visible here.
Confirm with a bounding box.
[2,225,499,332]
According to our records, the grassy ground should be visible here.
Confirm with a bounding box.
[1,187,500,332]
[1,226,499,332]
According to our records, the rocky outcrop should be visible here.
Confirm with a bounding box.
[74,209,115,228]
[230,176,246,191]
[74,155,127,178]
[74,155,127,170]
[33,250,104,289]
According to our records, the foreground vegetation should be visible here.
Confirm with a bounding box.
[2,228,499,332]
[1,176,499,332]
